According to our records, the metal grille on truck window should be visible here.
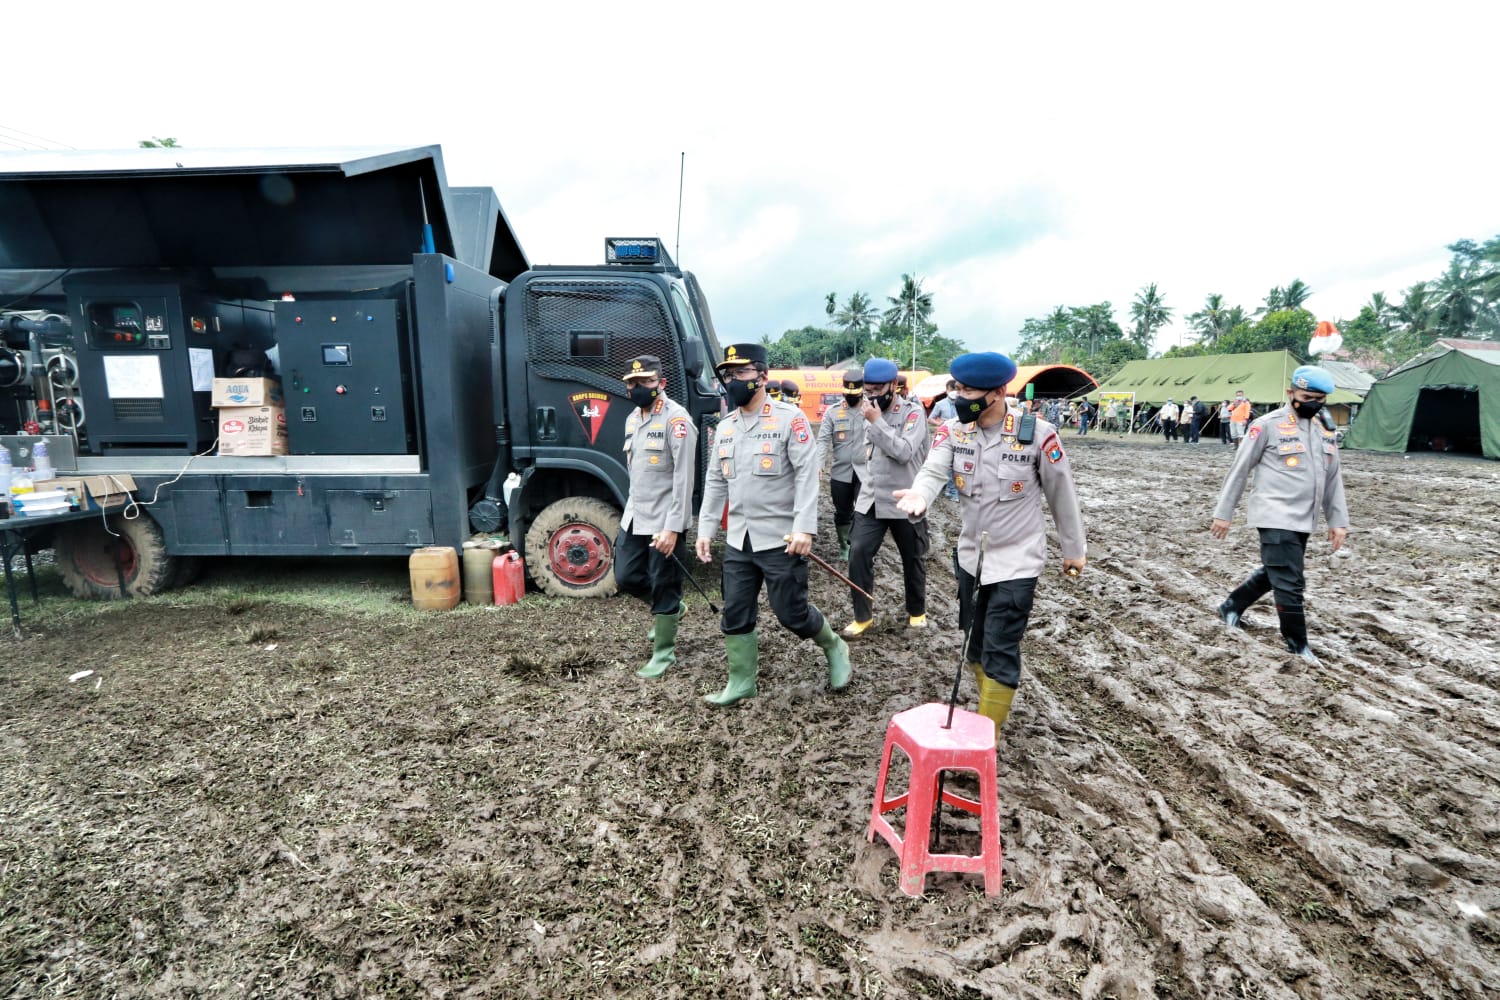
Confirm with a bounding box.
[524,280,685,402]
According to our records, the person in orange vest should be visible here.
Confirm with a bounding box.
[1229,390,1253,446]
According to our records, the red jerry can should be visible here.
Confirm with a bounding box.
[492,550,525,605]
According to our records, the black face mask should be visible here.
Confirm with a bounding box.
[1291,399,1324,419]
[843,393,862,408]
[725,378,760,408]
[956,393,994,423]
[867,391,895,412]
[628,384,658,410]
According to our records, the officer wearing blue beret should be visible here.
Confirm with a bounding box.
[896,351,1087,732]
[1211,365,1349,663]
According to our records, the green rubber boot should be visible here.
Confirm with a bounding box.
[705,631,759,706]
[836,524,851,561]
[813,619,853,690]
[637,604,684,678]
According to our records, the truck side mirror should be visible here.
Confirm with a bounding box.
[682,341,704,379]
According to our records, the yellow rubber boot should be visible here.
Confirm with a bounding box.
[842,618,874,637]
[976,675,1017,731]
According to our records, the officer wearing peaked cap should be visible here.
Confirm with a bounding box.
[696,343,852,706]
[1211,365,1349,664]
[816,367,868,560]
[895,351,1087,732]
[616,355,698,678]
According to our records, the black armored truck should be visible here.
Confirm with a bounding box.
[0,145,722,598]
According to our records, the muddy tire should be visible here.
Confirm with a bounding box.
[524,497,621,599]
[53,514,176,600]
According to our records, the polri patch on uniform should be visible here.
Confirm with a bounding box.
[954,474,966,490]
[905,410,920,425]
[1047,444,1064,463]
[1011,481,1025,493]
[792,416,809,443]
[933,425,950,447]
[760,441,773,453]
[649,455,661,465]
[760,456,774,469]
[671,417,689,438]
[836,431,846,441]
[1248,425,1262,441]
[1285,455,1300,467]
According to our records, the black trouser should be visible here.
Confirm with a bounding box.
[847,511,929,621]
[720,543,825,638]
[1224,528,1310,648]
[1220,420,1231,444]
[1187,417,1201,443]
[613,529,684,616]
[956,570,1038,689]
[830,474,860,529]
[1162,419,1177,441]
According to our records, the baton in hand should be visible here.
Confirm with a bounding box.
[783,535,874,603]
[655,535,720,613]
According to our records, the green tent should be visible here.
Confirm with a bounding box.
[1089,350,1362,407]
[1344,344,1500,459]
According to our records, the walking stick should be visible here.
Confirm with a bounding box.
[782,535,875,603]
[934,531,988,850]
[654,535,720,613]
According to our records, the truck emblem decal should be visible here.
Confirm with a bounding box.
[569,391,612,444]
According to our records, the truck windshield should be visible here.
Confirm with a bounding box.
[669,282,718,394]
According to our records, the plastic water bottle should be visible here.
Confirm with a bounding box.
[0,447,11,499]
[31,438,53,482]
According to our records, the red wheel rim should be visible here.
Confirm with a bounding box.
[75,535,137,589]
[546,521,612,587]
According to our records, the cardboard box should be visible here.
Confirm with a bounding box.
[211,377,283,408]
[217,405,288,456]
[47,474,136,511]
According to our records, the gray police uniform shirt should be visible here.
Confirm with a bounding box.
[910,412,1087,584]
[1213,405,1349,532]
[816,400,867,484]
[620,396,698,536]
[698,398,820,552]
[857,396,930,519]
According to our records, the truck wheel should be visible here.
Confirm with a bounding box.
[53,514,177,600]
[524,497,620,599]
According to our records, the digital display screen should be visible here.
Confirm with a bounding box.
[112,306,142,329]
[606,237,661,264]
[322,344,351,366]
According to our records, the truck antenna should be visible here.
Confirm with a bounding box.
[674,152,685,265]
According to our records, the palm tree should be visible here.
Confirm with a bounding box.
[1430,260,1478,338]
[835,291,879,359]
[1282,279,1312,310]
[825,292,837,322]
[1129,283,1172,349]
[884,273,934,370]
[1365,292,1395,330]
[1186,293,1232,348]
[1393,282,1435,343]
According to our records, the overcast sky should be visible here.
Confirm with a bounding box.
[7,1,1497,358]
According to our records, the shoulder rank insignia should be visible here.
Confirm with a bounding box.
[1003,413,1015,435]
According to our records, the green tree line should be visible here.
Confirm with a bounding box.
[759,274,967,372]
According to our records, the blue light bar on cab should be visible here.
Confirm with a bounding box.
[605,237,662,264]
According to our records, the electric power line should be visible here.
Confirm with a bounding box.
[0,123,76,150]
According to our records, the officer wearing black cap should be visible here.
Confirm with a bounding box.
[616,355,698,678]
[780,379,801,405]
[696,343,853,706]
[1211,365,1349,663]
[765,379,784,401]
[896,351,1087,732]
[816,367,867,560]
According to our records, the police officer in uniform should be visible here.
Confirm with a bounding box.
[843,358,931,636]
[816,367,867,560]
[895,352,1087,731]
[615,355,698,678]
[765,379,784,401]
[780,379,801,406]
[696,343,853,706]
[1211,365,1349,663]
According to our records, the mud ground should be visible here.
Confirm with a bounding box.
[2,435,1497,998]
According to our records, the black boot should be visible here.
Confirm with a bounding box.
[1218,568,1270,628]
[1277,606,1320,664]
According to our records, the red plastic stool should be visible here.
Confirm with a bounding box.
[867,702,1002,896]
